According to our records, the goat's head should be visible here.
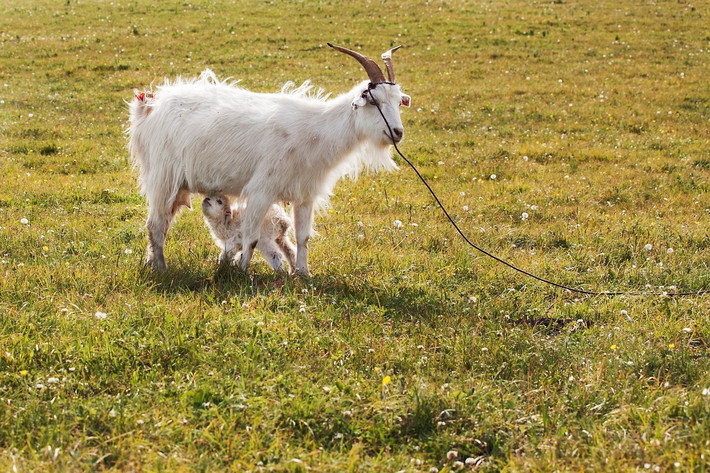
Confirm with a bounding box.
[202,195,231,219]
[328,43,411,146]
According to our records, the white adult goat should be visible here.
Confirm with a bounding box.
[128,44,410,276]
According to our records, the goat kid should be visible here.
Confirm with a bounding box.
[202,194,296,273]
[128,44,410,276]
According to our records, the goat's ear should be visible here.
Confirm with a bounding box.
[352,95,367,109]
[352,97,367,108]
[400,94,411,108]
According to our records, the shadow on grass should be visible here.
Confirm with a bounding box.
[310,274,455,322]
[137,260,254,294]
[506,316,594,334]
[137,262,455,322]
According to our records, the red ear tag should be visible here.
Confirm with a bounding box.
[400,95,411,107]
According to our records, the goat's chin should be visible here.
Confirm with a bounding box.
[381,132,399,146]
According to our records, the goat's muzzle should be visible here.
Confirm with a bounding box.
[387,127,404,144]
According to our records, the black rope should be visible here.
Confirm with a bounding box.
[367,88,709,297]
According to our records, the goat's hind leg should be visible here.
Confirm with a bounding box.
[145,188,190,272]
[145,207,172,272]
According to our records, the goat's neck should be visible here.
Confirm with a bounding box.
[311,94,365,166]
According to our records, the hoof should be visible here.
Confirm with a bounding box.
[295,268,311,278]
[146,258,167,272]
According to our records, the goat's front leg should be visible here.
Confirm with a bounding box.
[276,235,297,274]
[293,202,314,278]
[218,232,242,266]
[257,240,285,273]
[236,197,271,273]
[218,245,239,266]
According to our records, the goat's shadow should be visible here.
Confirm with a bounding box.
[139,262,452,323]
[138,263,594,331]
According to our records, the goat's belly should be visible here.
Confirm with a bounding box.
[188,176,248,196]
[183,153,258,194]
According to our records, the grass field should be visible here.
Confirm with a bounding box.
[1,0,710,471]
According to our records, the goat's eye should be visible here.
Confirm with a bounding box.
[361,92,377,106]
[216,199,223,205]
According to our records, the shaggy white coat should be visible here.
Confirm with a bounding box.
[201,194,296,273]
[128,68,408,276]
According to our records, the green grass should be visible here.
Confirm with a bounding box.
[1,0,710,471]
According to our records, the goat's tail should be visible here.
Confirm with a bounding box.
[127,89,156,180]
[129,90,155,122]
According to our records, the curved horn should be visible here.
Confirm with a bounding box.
[327,43,386,84]
[381,45,402,83]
